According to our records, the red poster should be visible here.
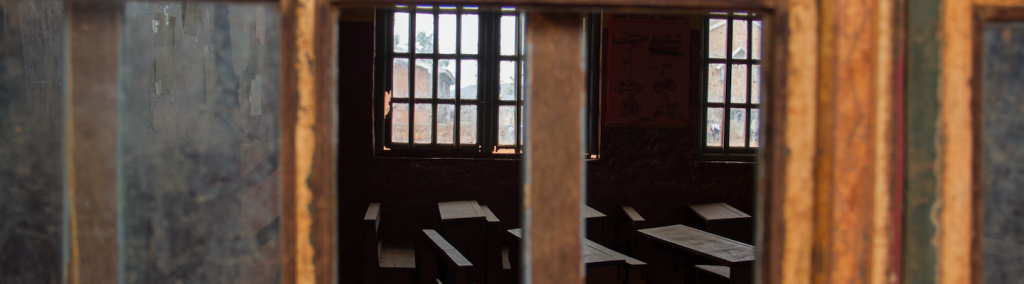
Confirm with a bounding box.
[605,14,690,128]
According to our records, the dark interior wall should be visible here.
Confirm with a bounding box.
[337,12,754,282]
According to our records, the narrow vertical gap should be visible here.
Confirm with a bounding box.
[723,13,734,152]
[409,11,416,148]
[454,6,462,148]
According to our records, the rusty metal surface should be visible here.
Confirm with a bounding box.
[522,12,585,284]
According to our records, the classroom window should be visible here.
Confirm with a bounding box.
[701,12,762,161]
[376,5,527,157]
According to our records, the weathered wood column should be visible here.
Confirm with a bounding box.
[522,12,586,284]
[66,2,122,283]
[280,0,338,282]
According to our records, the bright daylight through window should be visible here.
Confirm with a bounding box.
[379,5,525,157]
[702,12,761,160]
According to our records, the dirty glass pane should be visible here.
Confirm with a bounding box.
[393,58,409,98]
[500,15,516,56]
[708,18,727,59]
[0,1,64,282]
[439,14,456,54]
[415,59,433,98]
[415,13,433,54]
[981,23,1024,284]
[437,104,455,144]
[731,19,748,59]
[438,59,456,99]
[461,13,478,54]
[750,109,760,147]
[393,103,410,143]
[731,64,748,103]
[499,60,516,101]
[752,64,761,104]
[460,105,477,144]
[118,2,282,282]
[461,59,477,100]
[706,108,724,147]
[498,106,516,146]
[414,103,433,144]
[752,20,762,60]
[394,12,409,52]
[729,109,747,147]
[708,64,725,102]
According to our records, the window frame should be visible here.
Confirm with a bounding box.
[374,6,526,158]
[699,12,762,162]
[374,8,601,159]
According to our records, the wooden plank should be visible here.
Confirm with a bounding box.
[329,0,773,10]
[280,0,336,283]
[585,240,645,267]
[67,2,122,283]
[689,203,751,221]
[638,225,755,265]
[481,205,501,223]
[522,11,585,284]
[585,206,607,219]
[758,0,818,280]
[938,0,975,283]
[439,201,487,220]
[424,229,474,268]
[621,206,645,222]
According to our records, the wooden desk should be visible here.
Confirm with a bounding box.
[638,224,754,284]
[687,203,752,244]
[507,229,629,267]
[585,205,610,246]
[439,200,487,221]
[437,201,487,284]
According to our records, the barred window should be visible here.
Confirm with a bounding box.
[701,12,762,161]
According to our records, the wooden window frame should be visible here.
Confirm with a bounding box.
[374,6,529,158]
[699,12,762,162]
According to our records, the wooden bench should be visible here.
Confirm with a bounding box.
[420,229,473,284]
[437,201,488,284]
[480,205,511,284]
[687,203,752,244]
[617,206,646,258]
[638,224,755,284]
[363,203,416,284]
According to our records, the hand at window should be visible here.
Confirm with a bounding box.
[384,90,392,115]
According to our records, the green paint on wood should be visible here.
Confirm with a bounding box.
[904,0,940,282]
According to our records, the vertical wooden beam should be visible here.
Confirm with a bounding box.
[66,2,121,284]
[937,0,973,282]
[281,0,336,283]
[759,0,818,282]
[522,12,585,284]
[763,0,897,281]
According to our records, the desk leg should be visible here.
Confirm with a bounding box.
[729,263,752,284]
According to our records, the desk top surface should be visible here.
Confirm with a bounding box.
[639,224,755,265]
[438,200,486,220]
[507,228,636,266]
[688,203,750,221]
[585,205,607,219]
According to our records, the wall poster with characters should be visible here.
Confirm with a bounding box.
[605,13,689,128]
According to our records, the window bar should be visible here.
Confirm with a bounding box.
[482,11,495,152]
[744,17,752,148]
[515,12,522,154]
[409,11,416,148]
[382,10,393,148]
[702,16,711,149]
[432,7,439,146]
[454,6,462,148]
[722,13,733,152]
